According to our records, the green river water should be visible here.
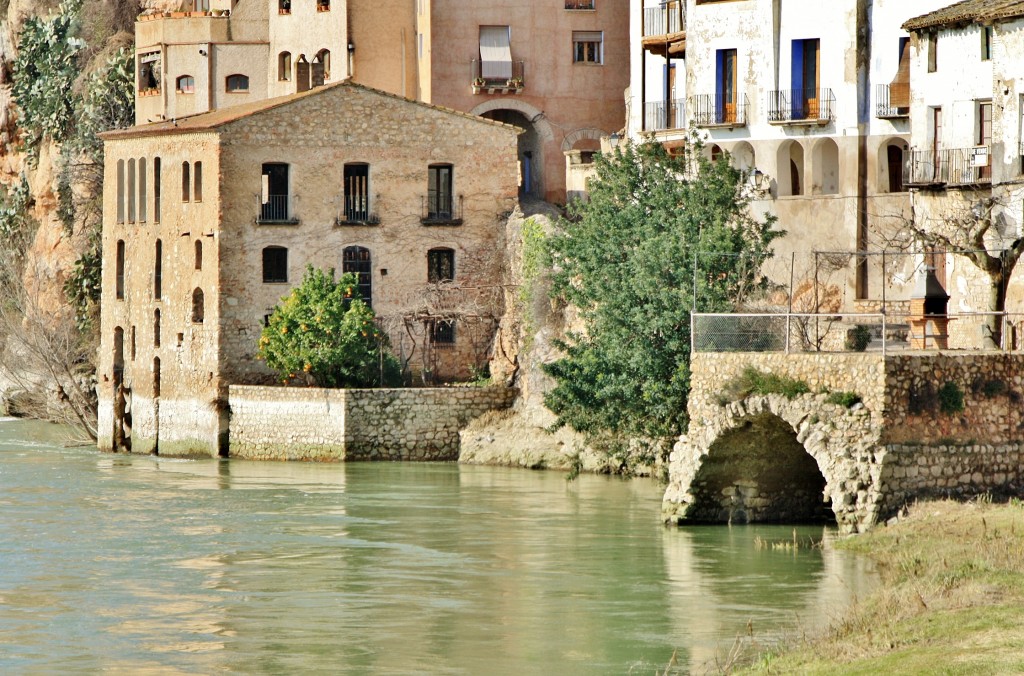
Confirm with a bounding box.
[0,418,876,674]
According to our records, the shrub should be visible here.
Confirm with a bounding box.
[938,381,965,415]
[826,391,862,408]
[719,366,810,403]
[258,267,402,388]
[845,325,872,352]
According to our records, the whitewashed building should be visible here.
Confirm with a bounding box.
[627,0,949,311]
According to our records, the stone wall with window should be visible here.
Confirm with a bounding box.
[98,132,225,457]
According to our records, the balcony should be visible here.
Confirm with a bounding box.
[767,88,835,126]
[904,148,992,188]
[642,3,686,57]
[644,99,685,132]
[876,84,909,119]
[689,94,748,129]
[257,195,299,225]
[335,198,379,226]
[421,194,463,225]
[471,60,525,95]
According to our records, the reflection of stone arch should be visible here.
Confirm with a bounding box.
[561,127,607,152]
[470,99,554,142]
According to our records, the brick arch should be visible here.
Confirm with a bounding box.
[664,394,886,533]
[560,127,608,152]
[469,99,555,143]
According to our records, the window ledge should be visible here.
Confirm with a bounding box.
[335,217,380,226]
[421,217,463,226]
[256,218,301,226]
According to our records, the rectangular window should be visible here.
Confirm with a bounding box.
[978,100,993,180]
[573,31,603,64]
[431,319,455,345]
[153,157,161,223]
[715,48,737,124]
[138,158,147,222]
[426,164,453,220]
[427,248,455,283]
[479,26,512,80]
[115,240,125,300]
[262,247,288,283]
[890,37,910,110]
[127,159,136,222]
[790,38,820,119]
[182,161,191,202]
[982,26,993,61]
[116,159,125,223]
[194,161,203,202]
[261,163,290,222]
[927,33,937,72]
[343,164,370,222]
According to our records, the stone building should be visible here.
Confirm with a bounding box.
[902,1,1024,346]
[135,0,628,202]
[627,0,950,311]
[97,82,519,457]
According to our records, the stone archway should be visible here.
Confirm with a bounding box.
[561,127,607,153]
[664,394,887,533]
[686,413,832,524]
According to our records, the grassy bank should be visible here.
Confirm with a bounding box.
[740,500,1024,674]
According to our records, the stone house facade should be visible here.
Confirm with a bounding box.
[627,0,950,312]
[902,1,1024,346]
[97,82,519,457]
[135,0,628,202]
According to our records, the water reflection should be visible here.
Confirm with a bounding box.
[0,421,875,674]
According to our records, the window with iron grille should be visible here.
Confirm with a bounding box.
[432,319,455,344]
[427,247,454,283]
[343,245,372,306]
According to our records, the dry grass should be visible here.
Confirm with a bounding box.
[738,499,1024,674]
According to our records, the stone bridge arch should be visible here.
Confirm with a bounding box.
[664,394,885,533]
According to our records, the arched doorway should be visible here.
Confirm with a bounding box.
[685,414,833,524]
[777,140,805,197]
[811,137,840,195]
[479,109,543,197]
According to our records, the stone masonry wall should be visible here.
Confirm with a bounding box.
[668,352,1024,532]
[229,385,517,461]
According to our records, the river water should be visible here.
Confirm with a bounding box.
[0,418,875,674]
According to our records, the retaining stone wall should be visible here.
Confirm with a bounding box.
[229,385,516,461]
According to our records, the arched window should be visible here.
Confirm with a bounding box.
[116,159,125,223]
[195,240,203,270]
[138,158,148,222]
[193,161,203,202]
[176,75,195,93]
[181,161,191,202]
[710,144,723,163]
[226,74,249,92]
[777,141,804,197]
[262,246,288,283]
[154,239,163,299]
[192,288,205,323]
[812,138,839,195]
[317,0,329,11]
[342,246,372,306]
[313,49,330,86]
[153,157,162,223]
[115,240,126,299]
[154,308,161,347]
[278,52,291,81]
[127,158,136,222]
[427,247,455,283]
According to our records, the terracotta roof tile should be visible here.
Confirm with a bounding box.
[904,0,1024,31]
[101,80,520,140]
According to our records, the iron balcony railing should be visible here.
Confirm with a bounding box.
[767,88,835,124]
[644,98,685,131]
[876,83,909,119]
[257,195,299,224]
[337,194,379,225]
[643,3,685,37]
[421,194,463,225]
[470,59,525,90]
[904,147,991,186]
[689,93,748,127]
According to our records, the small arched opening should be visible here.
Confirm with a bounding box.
[685,413,834,524]
[878,137,908,193]
[730,141,755,173]
[811,137,840,195]
[479,108,543,197]
[777,140,805,197]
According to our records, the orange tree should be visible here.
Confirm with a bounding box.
[258,266,401,387]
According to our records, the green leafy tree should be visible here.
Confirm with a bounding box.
[258,267,402,387]
[543,136,782,440]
